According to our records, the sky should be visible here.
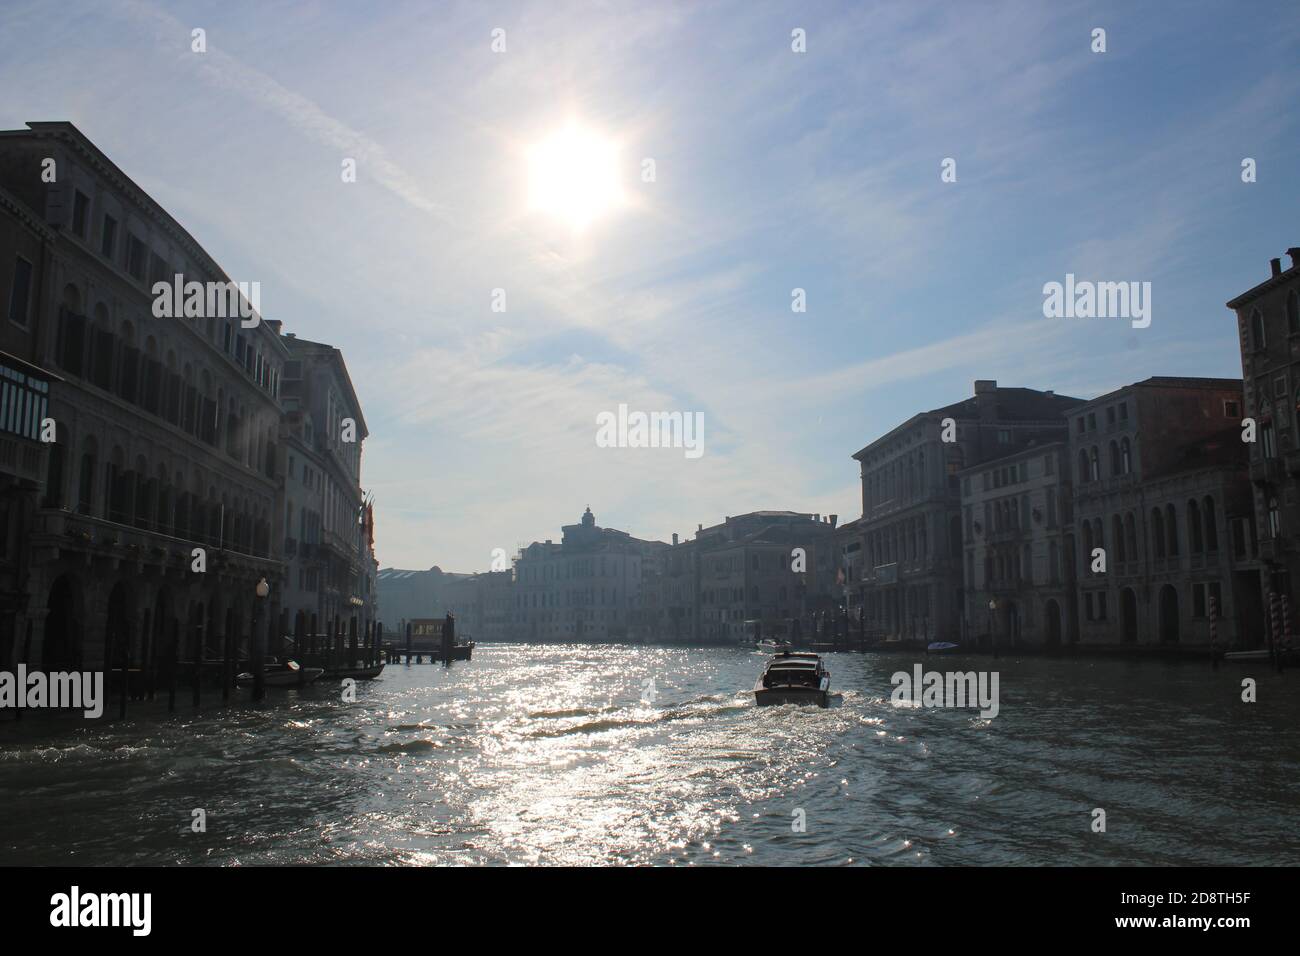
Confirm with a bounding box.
[2,0,1298,572]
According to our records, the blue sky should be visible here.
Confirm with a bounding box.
[3,0,1297,571]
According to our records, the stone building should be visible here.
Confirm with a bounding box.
[692,511,837,643]
[850,380,1084,643]
[278,333,371,637]
[376,565,474,625]
[1226,248,1300,613]
[0,121,287,670]
[0,182,57,668]
[960,441,1077,648]
[511,508,666,642]
[1067,377,1262,648]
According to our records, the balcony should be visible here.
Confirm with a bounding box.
[0,432,45,487]
[32,508,280,573]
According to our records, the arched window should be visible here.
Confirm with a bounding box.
[106,446,128,523]
[1251,308,1266,351]
[156,464,170,534]
[1203,496,1218,552]
[133,454,151,529]
[1187,499,1203,553]
[77,438,97,515]
[1120,437,1132,474]
[1078,449,1090,483]
[1089,446,1100,481]
[90,303,115,391]
[1288,290,1299,335]
[1109,440,1120,476]
[1151,507,1166,558]
[1112,514,1125,563]
[1165,503,1179,555]
[1124,512,1138,560]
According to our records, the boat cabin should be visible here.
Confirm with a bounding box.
[761,654,825,689]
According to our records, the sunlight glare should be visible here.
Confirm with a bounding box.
[526,123,624,232]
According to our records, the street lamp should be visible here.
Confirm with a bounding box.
[988,598,998,659]
[252,577,269,700]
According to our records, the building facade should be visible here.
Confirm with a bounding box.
[278,333,372,637]
[850,380,1084,644]
[692,511,837,643]
[511,508,665,642]
[960,441,1076,649]
[0,121,287,671]
[1067,378,1261,648]
[0,182,57,669]
[1227,248,1300,618]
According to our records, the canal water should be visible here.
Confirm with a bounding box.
[1,645,1297,865]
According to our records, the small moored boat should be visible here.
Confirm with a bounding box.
[927,642,960,654]
[236,659,324,688]
[753,651,831,707]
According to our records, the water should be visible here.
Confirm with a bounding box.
[1,645,1297,866]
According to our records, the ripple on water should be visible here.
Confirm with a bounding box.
[2,645,1299,865]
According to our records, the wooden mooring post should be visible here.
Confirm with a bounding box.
[168,617,179,712]
[118,626,128,719]
[190,623,201,708]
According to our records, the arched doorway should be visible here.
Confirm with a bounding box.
[1158,584,1179,644]
[1121,588,1138,644]
[43,575,84,670]
[1044,599,1062,647]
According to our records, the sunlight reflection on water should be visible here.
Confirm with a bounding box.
[2,644,1298,865]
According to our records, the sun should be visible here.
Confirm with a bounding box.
[526,123,624,232]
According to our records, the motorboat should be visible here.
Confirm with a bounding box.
[927,642,960,654]
[753,651,830,707]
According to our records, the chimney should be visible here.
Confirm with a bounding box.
[1271,258,1282,278]
[672,533,679,546]
[974,379,998,421]
[830,514,838,529]
[1288,248,1300,270]
[697,523,703,533]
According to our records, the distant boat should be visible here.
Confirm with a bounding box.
[927,642,960,654]
[753,651,831,708]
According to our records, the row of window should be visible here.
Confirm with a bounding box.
[1076,401,1129,435]
[44,440,273,558]
[64,185,280,399]
[53,304,278,479]
[1246,290,1300,350]
[1079,499,1223,573]
[1083,583,1222,622]
[1078,438,1133,482]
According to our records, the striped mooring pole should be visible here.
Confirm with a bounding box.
[1208,595,1218,669]
[1268,590,1281,671]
